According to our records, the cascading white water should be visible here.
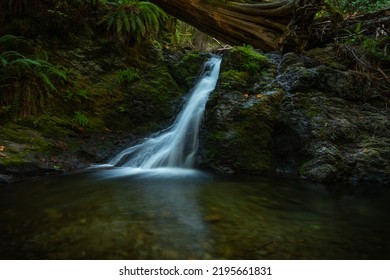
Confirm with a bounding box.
[108,55,222,169]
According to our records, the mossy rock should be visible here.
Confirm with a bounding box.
[199,91,282,174]
[25,115,75,137]
[220,70,249,89]
[171,51,211,90]
[106,65,184,133]
[305,47,348,70]
[0,124,52,151]
[0,125,56,174]
[223,45,269,74]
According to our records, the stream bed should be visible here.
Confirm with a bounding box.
[1,168,389,260]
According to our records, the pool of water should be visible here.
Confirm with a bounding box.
[0,167,389,259]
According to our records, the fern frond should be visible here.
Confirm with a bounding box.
[1,51,26,60]
[0,35,19,44]
[107,14,115,30]
[11,58,41,70]
[117,14,124,36]
[37,72,57,92]
[136,16,146,37]
[47,67,67,81]
[123,10,131,32]
[130,11,137,32]
[1,57,8,67]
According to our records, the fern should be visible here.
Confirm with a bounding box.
[99,0,167,46]
[117,67,140,84]
[0,35,25,45]
[0,35,67,118]
[74,111,89,127]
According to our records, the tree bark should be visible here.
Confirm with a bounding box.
[151,0,297,51]
[150,0,324,52]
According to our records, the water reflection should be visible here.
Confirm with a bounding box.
[98,167,211,258]
[0,170,389,259]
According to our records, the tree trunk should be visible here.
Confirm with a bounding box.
[150,0,324,52]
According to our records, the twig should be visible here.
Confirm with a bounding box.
[345,45,390,82]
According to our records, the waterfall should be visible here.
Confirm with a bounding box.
[108,55,222,169]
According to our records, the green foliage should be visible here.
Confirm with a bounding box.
[171,21,196,47]
[117,67,140,84]
[99,0,167,46]
[0,34,26,45]
[325,0,389,14]
[0,35,67,118]
[361,36,390,62]
[74,111,89,127]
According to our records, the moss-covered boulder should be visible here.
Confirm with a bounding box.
[169,51,211,90]
[198,46,282,174]
[199,90,284,174]
[105,64,184,134]
[199,47,389,185]
[0,125,56,179]
[274,52,390,184]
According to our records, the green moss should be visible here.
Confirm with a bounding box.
[0,124,55,170]
[234,45,268,62]
[0,124,51,150]
[300,95,320,118]
[86,116,106,131]
[181,52,201,62]
[0,149,31,166]
[172,51,208,89]
[30,115,75,137]
[204,93,282,174]
[236,100,274,171]
[106,65,183,133]
[220,70,249,88]
[227,45,269,72]
[305,47,348,70]
[242,61,262,74]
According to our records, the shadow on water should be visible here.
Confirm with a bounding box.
[0,168,389,260]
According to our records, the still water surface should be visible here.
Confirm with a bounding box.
[0,168,389,259]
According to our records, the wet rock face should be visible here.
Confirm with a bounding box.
[199,91,276,174]
[277,52,365,100]
[0,124,121,183]
[198,47,283,174]
[199,49,390,185]
[275,64,390,185]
